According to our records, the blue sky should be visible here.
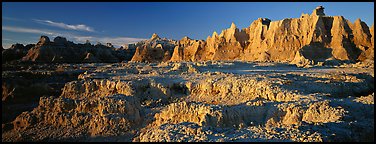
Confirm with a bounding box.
[2,2,374,48]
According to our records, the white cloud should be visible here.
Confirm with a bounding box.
[3,26,146,48]
[73,36,94,42]
[2,37,36,49]
[2,38,14,41]
[2,26,57,35]
[73,36,147,47]
[34,19,95,32]
[3,16,22,21]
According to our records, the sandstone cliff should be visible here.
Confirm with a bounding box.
[170,23,248,62]
[357,23,374,61]
[170,37,206,61]
[131,33,177,63]
[169,6,373,64]
[204,23,248,61]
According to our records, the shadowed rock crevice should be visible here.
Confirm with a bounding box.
[271,73,374,98]
[2,63,89,124]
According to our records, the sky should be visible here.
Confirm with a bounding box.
[2,2,374,48]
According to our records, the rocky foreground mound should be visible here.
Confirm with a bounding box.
[2,61,374,142]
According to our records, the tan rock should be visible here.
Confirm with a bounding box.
[12,94,142,136]
[131,33,178,63]
[302,101,345,123]
[170,6,372,64]
[150,33,160,41]
[170,37,206,61]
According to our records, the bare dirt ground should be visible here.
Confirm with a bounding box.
[2,61,374,142]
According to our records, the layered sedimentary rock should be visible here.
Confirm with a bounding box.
[2,61,374,142]
[170,23,248,62]
[21,36,135,63]
[170,37,206,61]
[12,94,142,136]
[372,24,374,47]
[131,33,177,62]
[151,100,345,130]
[357,23,374,61]
[202,23,248,61]
[169,6,374,64]
[242,7,371,62]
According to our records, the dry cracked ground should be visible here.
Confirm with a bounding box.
[2,61,374,142]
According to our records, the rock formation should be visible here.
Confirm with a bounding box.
[357,23,374,61]
[312,5,325,16]
[205,23,249,60]
[2,63,87,125]
[170,37,206,61]
[131,33,177,62]
[170,23,249,62]
[167,6,374,65]
[2,60,374,142]
[2,44,34,63]
[372,24,374,47]
[241,9,369,63]
[3,6,373,65]
[53,36,68,46]
[150,33,160,41]
[39,36,50,44]
[12,94,142,136]
[19,36,135,63]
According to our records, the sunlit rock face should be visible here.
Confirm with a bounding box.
[131,33,177,63]
[169,6,373,65]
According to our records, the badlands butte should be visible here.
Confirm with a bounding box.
[2,6,374,142]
